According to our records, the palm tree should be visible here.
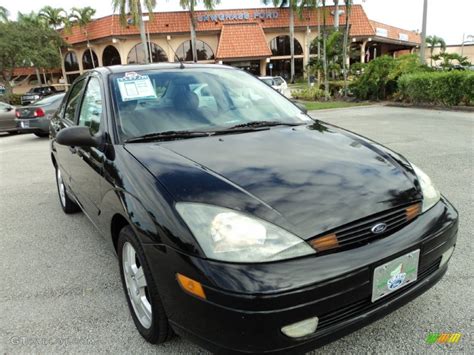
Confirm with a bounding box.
[342,0,352,96]
[264,0,298,83]
[299,0,328,93]
[179,1,220,63]
[39,6,67,29]
[425,35,446,66]
[39,6,68,85]
[69,7,97,68]
[112,0,157,64]
[0,6,9,22]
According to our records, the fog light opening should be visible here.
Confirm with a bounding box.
[440,246,455,267]
[281,317,319,338]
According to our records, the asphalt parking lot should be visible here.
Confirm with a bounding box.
[0,106,472,353]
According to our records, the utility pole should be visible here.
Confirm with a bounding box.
[419,0,428,64]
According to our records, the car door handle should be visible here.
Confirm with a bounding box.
[69,146,77,154]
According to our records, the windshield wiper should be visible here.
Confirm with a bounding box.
[125,130,210,143]
[225,121,304,129]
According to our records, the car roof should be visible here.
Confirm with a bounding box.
[96,63,238,75]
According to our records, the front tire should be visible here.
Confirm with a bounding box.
[118,226,173,344]
[55,167,80,214]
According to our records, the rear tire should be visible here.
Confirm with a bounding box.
[118,226,173,344]
[55,167,80,214]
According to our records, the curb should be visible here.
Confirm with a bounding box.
[384,102,474,113]
[307,103,380,113]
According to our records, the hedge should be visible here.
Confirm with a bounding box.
[398,71,474,106]
[291,86,328,101]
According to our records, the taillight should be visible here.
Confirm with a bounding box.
[34,108,45,117]
[15,110,20,118]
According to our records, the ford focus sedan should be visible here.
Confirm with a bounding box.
[50,64,458,354]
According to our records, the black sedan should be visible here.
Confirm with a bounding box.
[50,64,458,354]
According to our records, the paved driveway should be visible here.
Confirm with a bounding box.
[0,106,472,353]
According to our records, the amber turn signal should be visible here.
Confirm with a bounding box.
[309,233,339,252]
[176,273,206,299]
[406,203,421,221]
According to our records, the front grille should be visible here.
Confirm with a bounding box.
[310,202,421,253]
[316,257,441,332]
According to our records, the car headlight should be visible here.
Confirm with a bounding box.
[411,163,441,212]
[176,203,315,262]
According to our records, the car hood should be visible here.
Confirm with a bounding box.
[125,122,421,238]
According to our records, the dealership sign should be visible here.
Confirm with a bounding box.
[197,11,279,22]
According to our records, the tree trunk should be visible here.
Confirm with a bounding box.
[137,3,149,64]
[84,29,95,69]
[334,0,340,30]
[322,2,329,98]
[342,1,351,97]
[317,3,321,86]
[58,46,67,86]
[190,2,198,63]
[289,5,295,83]
[35,67,43,87]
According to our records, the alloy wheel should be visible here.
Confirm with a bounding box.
[122,241,152,329]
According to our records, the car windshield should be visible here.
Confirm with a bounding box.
[111,68,307,141]
[34,93,64,106]
[273,77,284,85]
[260,78,274,86]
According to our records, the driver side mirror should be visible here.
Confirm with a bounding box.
[56,126,100,147]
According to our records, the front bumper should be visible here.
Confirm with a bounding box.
[143,197,458,354]
[15,118,50,133]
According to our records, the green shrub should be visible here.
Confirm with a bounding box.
[323,80,345,97]
[398,71,474,106]
[351,54,429,100]
[291,86,328,101]
[9,94,22,106]
[462,72,474,104]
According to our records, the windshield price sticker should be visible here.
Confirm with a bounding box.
[117,74,157,101]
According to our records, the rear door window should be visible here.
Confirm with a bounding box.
[63,79,86,123]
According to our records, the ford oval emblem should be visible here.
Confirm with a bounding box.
[371,223,387,234]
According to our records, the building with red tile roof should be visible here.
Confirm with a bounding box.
[11,5,421,92]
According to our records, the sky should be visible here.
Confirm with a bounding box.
[1,0,472,45]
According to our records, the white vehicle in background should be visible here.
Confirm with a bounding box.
[259,76,288,93]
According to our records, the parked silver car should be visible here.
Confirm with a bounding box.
[15,93,65,137]
[258,76,288,93]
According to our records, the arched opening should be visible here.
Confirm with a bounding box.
[82,49,99,70]
[127,42,168,64]
[64,52,79,72]
[176,40,215,62]
[102,45,122,66]
[269,35,303,56]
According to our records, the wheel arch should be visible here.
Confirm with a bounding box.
[111,213,129,252]
[102,188,161,252]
